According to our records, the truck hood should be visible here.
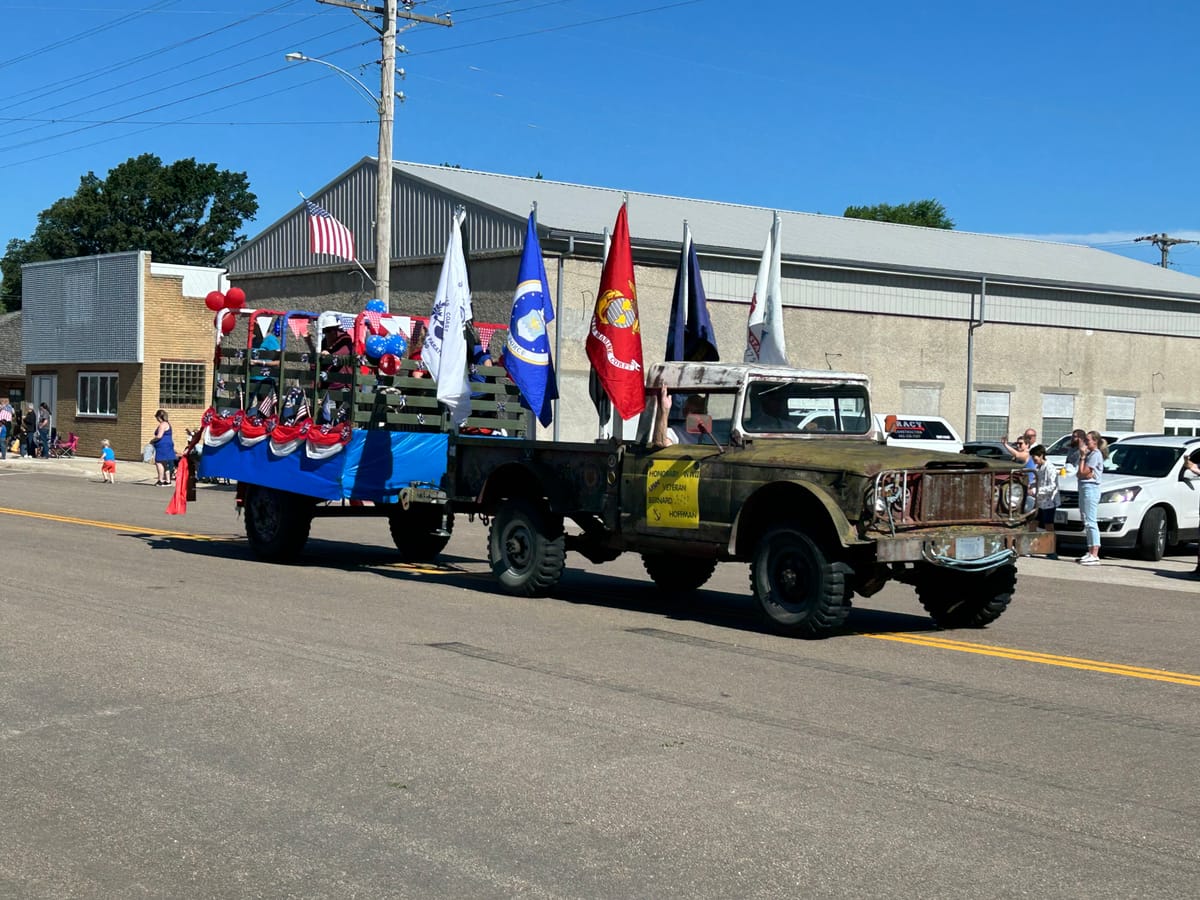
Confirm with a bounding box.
[729,439,1006,477]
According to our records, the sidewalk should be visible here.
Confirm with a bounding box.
[0,452,162,483]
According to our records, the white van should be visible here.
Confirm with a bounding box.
[874,414,964,454]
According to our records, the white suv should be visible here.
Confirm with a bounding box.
[1055,435,1200,560]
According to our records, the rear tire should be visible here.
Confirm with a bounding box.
[749,528,851,637]
[388,505,453,562]
[243,485,312,563]
[917,564,1015,629]
[488,498,566,596]
[1136,508,1167,562]
[641,554,717,594]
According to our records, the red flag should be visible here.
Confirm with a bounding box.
[585,204,645,420]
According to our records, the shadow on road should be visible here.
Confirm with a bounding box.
[138,532,947,640]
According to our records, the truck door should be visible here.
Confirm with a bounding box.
[620,391,734,545]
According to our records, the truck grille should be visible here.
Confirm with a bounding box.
[868,467,1027,532]
[1059,490,1078,510]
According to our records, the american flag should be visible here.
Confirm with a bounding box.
[305,200,356,261]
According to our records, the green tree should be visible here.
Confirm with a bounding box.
[0,154,257,310]
[843,199,954,229]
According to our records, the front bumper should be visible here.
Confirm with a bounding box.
[873,527,1054,567]
[1053,507,1138,547]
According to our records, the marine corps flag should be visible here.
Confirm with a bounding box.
[586,204,645,420]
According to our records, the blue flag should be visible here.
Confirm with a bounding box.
[666,226,719,362]
[503,213,558,427]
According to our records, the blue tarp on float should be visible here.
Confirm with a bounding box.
[198,430,449,502]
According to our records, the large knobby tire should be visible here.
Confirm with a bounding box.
[749,528,852,638]
[642,554,718,594]
[488,498,566,596]
[917,564,1016,629]
[243,485,313,563]
[388,505,453,562]
[1137,507,1167,562]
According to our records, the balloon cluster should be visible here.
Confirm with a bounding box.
[360,299,409,374]
[207,287,247,335]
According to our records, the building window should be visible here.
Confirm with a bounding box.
[78,372,118,417]
[900,385,941,416]
[1106,396,1136,432]
[159,362,207,407]
[1164,409,1200,436]
[1041,393,1074,445]
[974,391,1009,440]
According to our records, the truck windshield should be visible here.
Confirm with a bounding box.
[743,381,870,435]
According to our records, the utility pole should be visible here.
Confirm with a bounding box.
[317,0,451,310]
[1134,232,1200,268]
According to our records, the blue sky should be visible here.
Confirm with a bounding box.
[2,0,1199,291]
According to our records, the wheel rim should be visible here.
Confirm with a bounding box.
[769,543,816,614]
[502,520,534,573]
[1154,518,1166,554]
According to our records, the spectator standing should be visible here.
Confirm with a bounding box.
[23,404,37,457]
[1076,431,1104,565]
[149,409,177,486]
[0,397,12,458]
[1030,444,1060,558]
[1063,428,1087,472]
[36,402,52,459]
[1003,427,1037,464]
[1184,453,1200,577]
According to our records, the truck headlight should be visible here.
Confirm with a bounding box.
[1100,486,1141,504]
[996,480,1026,514]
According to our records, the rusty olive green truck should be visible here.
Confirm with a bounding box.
[448,361,1051,638]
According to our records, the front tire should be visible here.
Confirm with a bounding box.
[642,554,718,594]
[388,505,453,562]
[749,528,851,637]
[1137,508,1167,562]
[917,564,1016,629]
[488,498,566,596]
[243,485,312,563]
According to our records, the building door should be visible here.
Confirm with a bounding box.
[32,374,58,433]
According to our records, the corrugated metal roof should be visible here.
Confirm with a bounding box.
[392,160,1200,299]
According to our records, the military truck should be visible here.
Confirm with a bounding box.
[447,361,1051,637]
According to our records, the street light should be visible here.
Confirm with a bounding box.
[285,51,401,310]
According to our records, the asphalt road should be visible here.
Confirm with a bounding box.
[1,462,1198,899]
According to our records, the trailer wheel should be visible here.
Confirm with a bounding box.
[388,506,453,562]
[916,563,1015,629]
[488,498,565,596]
[243,485,312,563]
[641,554,717,594]
[749,527,851,637]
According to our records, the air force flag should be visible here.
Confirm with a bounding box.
[503,213,558,427]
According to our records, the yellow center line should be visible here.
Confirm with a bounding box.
[860,632,1200,686]
[0,506,234,541]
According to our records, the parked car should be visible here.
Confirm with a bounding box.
[1044,431,1149,471]
[960,440,1012,461]
[1055,435,1200,560]
[874,414,964,454]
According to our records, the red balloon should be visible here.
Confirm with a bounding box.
[378,353,400,376]
[205,290,226,311]
[215,312,236,335]
[224,286,246,309]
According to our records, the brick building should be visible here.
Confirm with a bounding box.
[21,251,227,460]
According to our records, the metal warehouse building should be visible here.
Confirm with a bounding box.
[225,158,1200,444]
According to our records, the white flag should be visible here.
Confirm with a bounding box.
[424,209,474,425]
[744,212,787,365]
